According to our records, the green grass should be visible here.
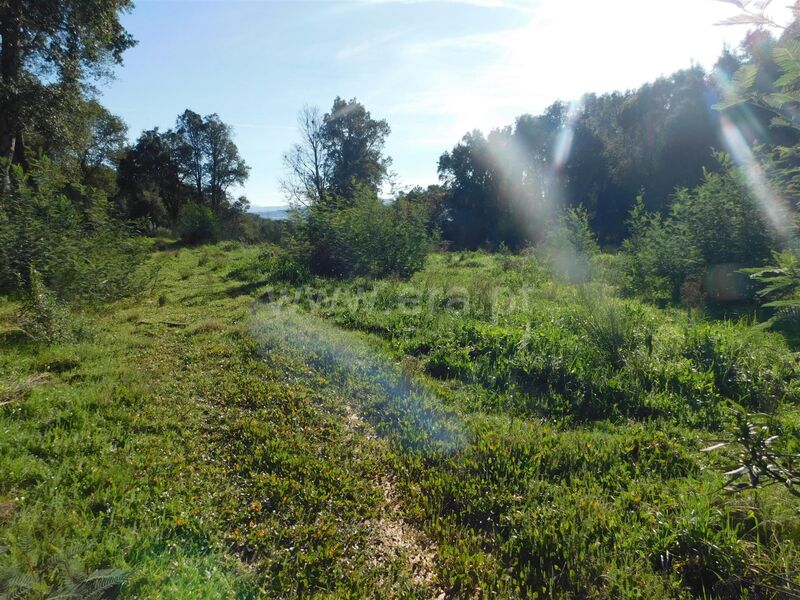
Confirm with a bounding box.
[1,245,799,598]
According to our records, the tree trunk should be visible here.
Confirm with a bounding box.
[0,1,23,189]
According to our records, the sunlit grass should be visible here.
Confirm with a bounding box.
[1,244,798,598]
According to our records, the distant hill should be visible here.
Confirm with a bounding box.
[250,205,290,220]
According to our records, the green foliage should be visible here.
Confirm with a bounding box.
[622,160,777,301]
[544,206,600,283]
[173,110,250,212]
[744,249,800,328]
[575,288,649,369]
[681,322,798,412]
[310,251,799,428]
[0,157,150,303]
[295,186,433,279]
[17,268,72,345]
[622,195,703,301]
[116,128,186,226]
[246,248,800,596]
[715,11,800,131]
[178,203,219,244]
[3,245,799,598]
[116,112,251,229]
[0,245,434,598]
[439,67,720,247]
[260,243,313,285]
[708,409,800,498]
[321,97,392,199]
[0,0,136,181]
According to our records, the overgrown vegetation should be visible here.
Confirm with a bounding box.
[295,186,433,279]
[622,157,778,302]
[6,246,798,598]
[0,158,150,303]
[2,0,800,597]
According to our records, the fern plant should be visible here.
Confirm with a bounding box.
[714,2,800,126]
[48,566,131,600]
[743,250,800,325]
[0,539,130,600]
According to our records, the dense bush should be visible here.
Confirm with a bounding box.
[623,157,777,301]
[178,203,220,244]
[292,186,433,280]
[261,242,313,285]
[17,268,73,343]
[0,157,150,303]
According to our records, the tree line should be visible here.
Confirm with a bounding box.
[1,0,798,320]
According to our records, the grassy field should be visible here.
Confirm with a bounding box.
[1,244,799,598]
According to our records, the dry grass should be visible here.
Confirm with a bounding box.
[0,373,51,407]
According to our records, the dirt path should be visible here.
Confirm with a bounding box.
[253,308,451,598]
[344,402,444,599]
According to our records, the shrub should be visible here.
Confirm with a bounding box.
[744,249,800,331]
[681,322,798,411]
[543,206,599,283]
[621,195,703,301]
[262,243,312,285]
[0,157,151,303]
[18,268,72,344]
[297,185,433,279]
[623,157,777,301]
[575,289,650,369]
[178,203,219,244]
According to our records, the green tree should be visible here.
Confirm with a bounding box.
[437,67,721,249]
[0,0,135,185]
[321,97,391,200]
[290,184,431,279]
[172,110,249,212]
[438,130,515,249]
[116,128,189,226]
[174,109,207,202]
[78,101,127,176]
[0,156,148,301]
[204,114,249,212]
[396,184,448,234]
[622,157,776,300]
[179,203,219,245]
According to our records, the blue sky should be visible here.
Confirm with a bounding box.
[100,0,785,207]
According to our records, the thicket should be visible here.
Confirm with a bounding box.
[622,157,779,302]
[0,158,150,305]
[276,186,433,281]
[178,203,220,244]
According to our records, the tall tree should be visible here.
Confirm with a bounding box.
[204,114,249,212]
[321,97,391,200]
[281,105,328,205]
[117,128,187,226]
[438,130,511,249]
[438,66,723,247]
[0,0,135,185]
[172,110,249,211]
[174,109,207,202]
[77,100,128,179]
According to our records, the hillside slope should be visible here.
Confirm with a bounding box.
[1,244,798,598]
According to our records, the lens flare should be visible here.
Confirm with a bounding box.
[552,97,584,171]
[719,114,795,244]
[250,304,467,453]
